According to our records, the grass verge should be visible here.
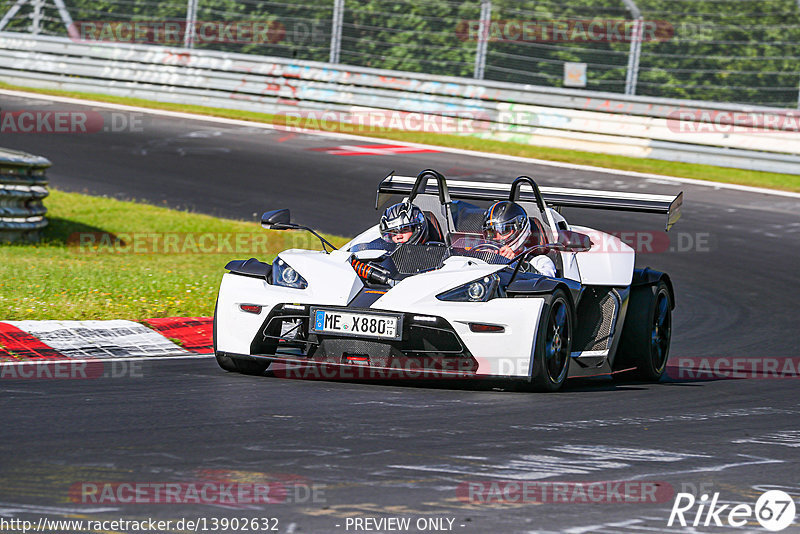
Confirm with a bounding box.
[0,190,348,320]
[2,81,799,192]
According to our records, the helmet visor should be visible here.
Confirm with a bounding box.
[483,220,520,240]
[382,224,419,243]
[384,224,417,236]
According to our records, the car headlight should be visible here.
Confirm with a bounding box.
[272,258,308,289]
[437,274,501,302]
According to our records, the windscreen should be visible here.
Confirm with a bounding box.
[446,233,514,265]
[387,243,450,274]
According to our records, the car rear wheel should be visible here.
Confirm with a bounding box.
[615,280,672,381]
[530,289,573,392]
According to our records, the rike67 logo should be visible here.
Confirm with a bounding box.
[668,490,796,531]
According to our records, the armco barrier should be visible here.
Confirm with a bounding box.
[0,147,50,243]
[1,32,799,174]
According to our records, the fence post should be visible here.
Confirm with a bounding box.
[52,0,78,40]
[329,0,344,63]
[622,0,642,95]
[30,0,43,35]
[473,0,491,80]
[184,0,198,48]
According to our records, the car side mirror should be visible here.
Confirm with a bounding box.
[261,209,292,229]
[556,230,593,252]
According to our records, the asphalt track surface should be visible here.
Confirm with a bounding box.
[1,93,799,533]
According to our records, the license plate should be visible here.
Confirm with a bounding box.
[310,308,401,340]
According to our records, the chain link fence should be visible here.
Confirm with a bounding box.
[1,0,799,108]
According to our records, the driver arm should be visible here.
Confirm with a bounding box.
[498,245,516,259]
[526,255,557,277]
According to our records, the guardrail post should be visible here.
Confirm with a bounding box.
[797,77,800,109]
[622,0,642,95]
[0,148,51,243]
[184,0,198,48]
[329,0,344,64]
[473,0,491,80]
[792,0,798,108]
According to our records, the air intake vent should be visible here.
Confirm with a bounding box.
[573,288,620,353]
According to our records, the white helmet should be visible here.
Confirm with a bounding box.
[379,202,428,245]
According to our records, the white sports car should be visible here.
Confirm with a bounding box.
[213,170,682,391]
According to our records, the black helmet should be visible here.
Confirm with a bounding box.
[483,201,531,251]
[380,201,428,245]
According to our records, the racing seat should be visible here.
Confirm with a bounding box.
[412,194,455,243]
[529,217,547,247]
[423,211,445,243]
[451,201,486,234]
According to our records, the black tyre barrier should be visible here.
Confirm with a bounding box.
[0,147,50,243]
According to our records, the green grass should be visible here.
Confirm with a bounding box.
[3,81,799,192]
[0,190,348,320]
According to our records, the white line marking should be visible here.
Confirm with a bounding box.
[626,454,784,481]
[0,353,213,366]
[733,430,800,447]
[2,88,799,200]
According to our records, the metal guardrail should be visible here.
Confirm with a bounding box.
[1,32,799,175]
[0,147,50,243]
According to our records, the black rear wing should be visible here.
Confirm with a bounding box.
[376,174,683,231]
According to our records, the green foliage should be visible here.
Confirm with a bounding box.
[1,0,798,105]
[639,0,800,105]
[0,190,347,320]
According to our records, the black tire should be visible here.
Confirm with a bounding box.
[212,300,269,376]
[615,280,672,381]
[530,289,573,392]
[214,353,239,373]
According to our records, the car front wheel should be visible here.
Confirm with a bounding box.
[530,289,573,392]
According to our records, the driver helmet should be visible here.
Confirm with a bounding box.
[482,201,531,252]
[380,201,428,244]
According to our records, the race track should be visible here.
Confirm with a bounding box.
[1,92,799,533]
